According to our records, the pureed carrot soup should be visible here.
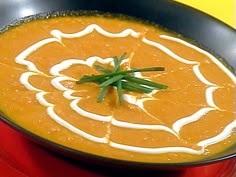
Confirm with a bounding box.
[0,13,235,163]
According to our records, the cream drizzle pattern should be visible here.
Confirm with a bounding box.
[15,24,236,155]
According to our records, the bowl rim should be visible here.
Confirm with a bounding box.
[0,0,235,170]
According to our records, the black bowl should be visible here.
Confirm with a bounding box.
[0,0,235,171]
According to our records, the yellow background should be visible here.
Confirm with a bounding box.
[174,0,235,28]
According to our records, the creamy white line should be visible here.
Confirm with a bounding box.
[36,91,108,143]
[160,34,236,84]
[15,24,236,155]
[36,92,54,107]
[70,99,113,122]
[47,106,108,143]
[111,119,178,136]
[142,36,233,134]
[20,72,43,92]
[16,38,60,73]
[50,57,130,77]
[51,76,76,91]
[50,24,141,40]
[205,87,220,109]
[110,142,204,154]
[50,58,114,76]
[198,119,236,147]
[142,37,199,65]
[192,65,216,86]
[172,108,216,133]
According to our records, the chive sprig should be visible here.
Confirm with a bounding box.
[76,53,167,104]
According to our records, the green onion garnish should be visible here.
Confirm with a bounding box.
[76,53,168,104]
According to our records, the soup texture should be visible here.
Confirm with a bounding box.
[0,14,235,163]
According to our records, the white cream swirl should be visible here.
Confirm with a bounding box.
[15,24,236,155]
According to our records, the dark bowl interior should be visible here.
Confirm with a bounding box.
[0,0,235,171]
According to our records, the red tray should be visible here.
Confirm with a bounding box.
[0,121,235,177]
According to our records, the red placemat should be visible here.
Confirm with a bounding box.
[0,121,235,177]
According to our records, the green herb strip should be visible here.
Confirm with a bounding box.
[76,53,168,104]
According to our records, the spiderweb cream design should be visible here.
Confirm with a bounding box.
[15,24,236,155]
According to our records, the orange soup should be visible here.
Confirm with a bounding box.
[0,13,235,163]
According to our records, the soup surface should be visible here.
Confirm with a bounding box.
[0,14,235,163]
